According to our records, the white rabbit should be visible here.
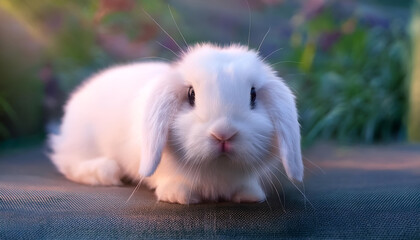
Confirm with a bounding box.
[50,43,303,204]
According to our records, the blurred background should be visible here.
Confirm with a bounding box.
[0,0,419,151]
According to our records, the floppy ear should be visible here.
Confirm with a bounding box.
[135,73,183,177]
[261,78,303,181]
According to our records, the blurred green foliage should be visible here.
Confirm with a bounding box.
[0,6,44,142]
[0,0,173,146]
[287,7,410,144]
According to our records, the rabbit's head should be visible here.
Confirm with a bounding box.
[138,44,303,182]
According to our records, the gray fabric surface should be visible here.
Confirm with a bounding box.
[0,144,419,239]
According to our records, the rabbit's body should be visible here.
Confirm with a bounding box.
[51,63,170,185]
[50,44,303,204]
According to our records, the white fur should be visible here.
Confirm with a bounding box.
[50,43,303,204]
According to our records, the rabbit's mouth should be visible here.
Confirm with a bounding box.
[215,140,233,154]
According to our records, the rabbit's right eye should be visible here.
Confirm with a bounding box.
[188,87,195,107]
[250,87,256,109]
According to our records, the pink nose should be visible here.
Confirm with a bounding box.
[210,131,237,153]
[210,131,237,142]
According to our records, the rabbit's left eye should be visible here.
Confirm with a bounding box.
[188,87,195,107]
[250,87,256,109]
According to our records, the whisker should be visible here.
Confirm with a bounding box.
[270,60,302,67]
[136,56,172,62]
[262,48,284,61]
[126,177,144,204]
[188,163,201,205]
[141,8,185,54]
[302,180,307,210]
[156,40,180,58]
[253,157,285,212]
[257,27,271,52]
[276,169,315,210]
[249,146,313,210]
[168,5,189,48]
[303,156,325,174]
[259,142,323,176]
[264,165,287,211]
[174,155,190,176]
[256,144,312,175]
[250,164,273,210]
[244,0,252,47]
[254,166,272,210]
[303,164,317,175]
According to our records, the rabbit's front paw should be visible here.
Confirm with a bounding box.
[155,181,201,204]
[233,182,266,203]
